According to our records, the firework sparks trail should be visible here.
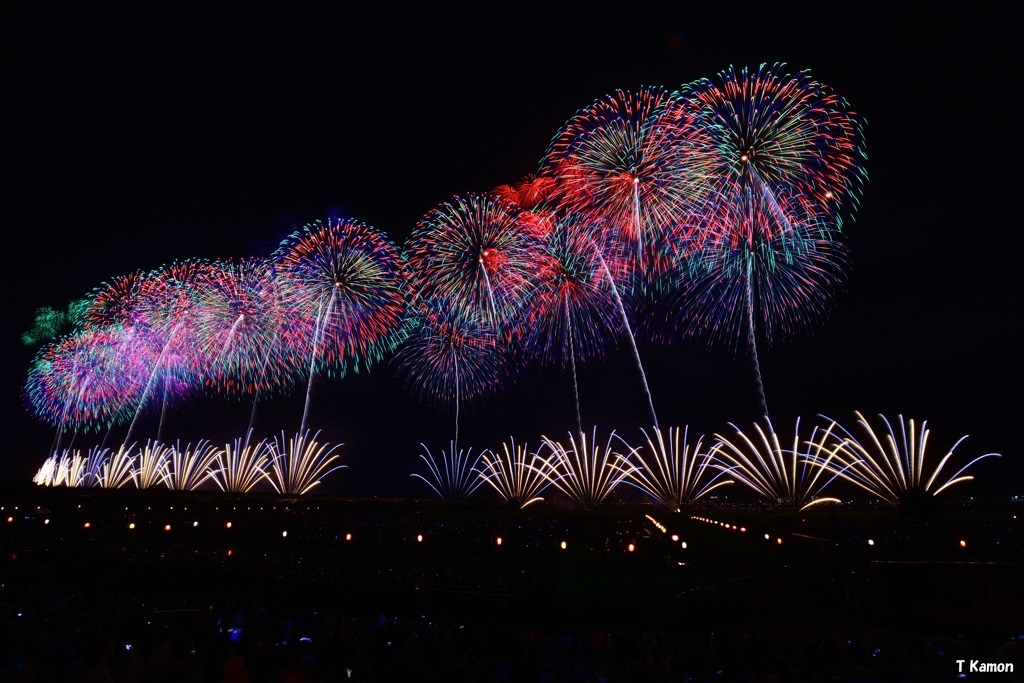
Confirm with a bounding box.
[621,426,734,510]
[167,440,219,491]
[208,432,271,493]
[808,411,1002,506]
[135,440,173,489]
[411,441,485,501]
[710,417,843,510]
[267,430,346,495]
[535,428,638,510]
[95,443,138,489]
[478,438,551,508]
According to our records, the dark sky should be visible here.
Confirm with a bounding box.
[3,4,1019,497]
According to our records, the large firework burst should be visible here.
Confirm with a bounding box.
[190,258,297,399]
[404,194,538,335]
[680,63,867,228]
[671,64,866,417]
[541,86,721,277]
[275,217,406,378]
[23,327,156,433]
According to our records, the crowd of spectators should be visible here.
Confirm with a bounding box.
[0,487,1021,681]
[2,585,1022,682]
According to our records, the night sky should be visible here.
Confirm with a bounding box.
[3,4,1019,498]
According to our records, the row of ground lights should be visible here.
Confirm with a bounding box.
[4,514,647,553]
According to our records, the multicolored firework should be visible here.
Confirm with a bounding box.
[208,433,271,493]
[393,299,506,449]
[536,429,637,510]
[623,426,733,510]
[190,258,297,398]
[13,65,932,509]
[809,412,1002,506]
[679,63,867,227]
[23,327,156,432]
[477,438,550,508]
[709,417,843,510]
[541,86,720,274]
[275,218,406,379]
[514,215,625,431]
[669,64,865,416]
[266,430,346,495]
[404,194,538,333]
[411,441,485,501]
[682,195,850,348]
[167,440,218,491]
[275,218,407,433]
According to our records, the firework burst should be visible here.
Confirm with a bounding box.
[208,433,271,493]
[267,430,346,495]
[810,411,1002,506]
[672,64,865,417]
[709,417,842,510]
[682,194,850,348]
[23,327,156,433]
[623,426,733,510]
[275,218,406,433]
[411,441,485,501]
[95,443,138,489]
[477,438,550,508]
[21,299,89,347]
[492,174,560,212]
[541,86,720,276]
[275,218,406,377]
[536,428,637,510]
[167,440,218,491]
[680,63,867,226]
[404,194,538,334]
